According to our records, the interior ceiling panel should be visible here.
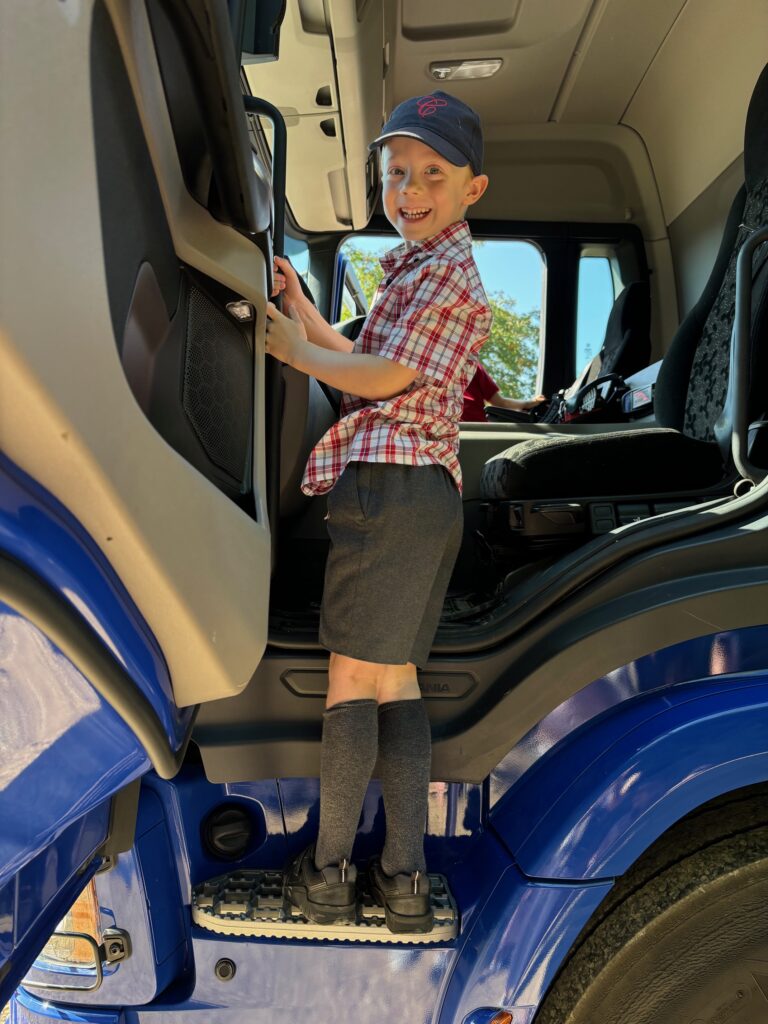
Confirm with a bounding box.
[251,0,763,232]
[389,0,593,125]
[556,0,687,124]
[622,0,768,223]
[401,0,523,42]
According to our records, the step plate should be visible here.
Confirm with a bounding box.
[192,869,458,944]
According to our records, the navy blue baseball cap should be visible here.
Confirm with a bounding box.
[369,91,484,175]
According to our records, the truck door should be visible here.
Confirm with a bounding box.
[0,0,281,1002]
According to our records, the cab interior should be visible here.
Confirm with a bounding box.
[257,0,768,633]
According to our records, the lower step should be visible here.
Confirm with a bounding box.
[192,869,458,944]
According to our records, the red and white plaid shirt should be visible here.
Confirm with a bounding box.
[301,220,492,495]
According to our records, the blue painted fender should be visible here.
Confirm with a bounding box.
[491,673,768,880]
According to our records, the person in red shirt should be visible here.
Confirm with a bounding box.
[462,362,546,421]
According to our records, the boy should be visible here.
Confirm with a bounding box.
[265,91,490,933]
[462,362,547,421]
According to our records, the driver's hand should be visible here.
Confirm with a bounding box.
[519,394,548,410]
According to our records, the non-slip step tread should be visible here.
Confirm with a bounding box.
[192,869,458,944]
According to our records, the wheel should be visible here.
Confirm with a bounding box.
[535,788,768,1024]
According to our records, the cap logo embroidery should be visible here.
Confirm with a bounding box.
[417,95,448,117]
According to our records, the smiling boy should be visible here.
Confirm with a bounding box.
[265,92,491,933]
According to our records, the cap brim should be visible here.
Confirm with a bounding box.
[369,128,471,170]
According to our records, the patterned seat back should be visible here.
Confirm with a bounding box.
[655,63,768,443]
[683,178,768,441]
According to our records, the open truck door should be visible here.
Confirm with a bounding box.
[0,0,285,1003]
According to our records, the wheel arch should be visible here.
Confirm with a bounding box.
[491,672,768,880]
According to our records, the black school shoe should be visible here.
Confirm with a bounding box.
[283,845,357,925]
[368,859,434,934]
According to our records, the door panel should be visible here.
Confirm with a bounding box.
[0,0,272,711]
[0,0,279,1001]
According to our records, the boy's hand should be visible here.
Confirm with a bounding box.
[273,256,306,307]
[265,301,308,366]
[270,269,286,298]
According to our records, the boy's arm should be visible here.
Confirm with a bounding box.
[292,300,355,353]
[265,303,417,401]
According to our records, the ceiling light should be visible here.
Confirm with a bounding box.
[429,59,502,82]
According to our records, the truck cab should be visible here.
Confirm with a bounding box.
[2,2,768,1022]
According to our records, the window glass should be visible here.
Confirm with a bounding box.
[338,234,545,400]
[472,239,543,400]
[340,283,359,321]
[575,256,614,373]
[338,235,388,312]
[283,234,309,280]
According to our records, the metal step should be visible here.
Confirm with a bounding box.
[192,869,458,944]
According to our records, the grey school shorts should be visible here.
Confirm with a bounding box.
[319,461,463,668]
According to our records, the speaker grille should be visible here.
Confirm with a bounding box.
[183,286,251,483]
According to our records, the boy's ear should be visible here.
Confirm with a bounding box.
[464,173,489,208]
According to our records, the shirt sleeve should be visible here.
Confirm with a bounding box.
[474,363,500,401]
[377,262,492,386]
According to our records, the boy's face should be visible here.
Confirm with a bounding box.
[380,137,489,242]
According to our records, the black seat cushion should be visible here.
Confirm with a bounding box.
[480,428,724,500]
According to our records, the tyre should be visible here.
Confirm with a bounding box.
[535,788,768,1024]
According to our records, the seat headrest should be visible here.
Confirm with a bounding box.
[745,63,768,190]
[601,280,650,356]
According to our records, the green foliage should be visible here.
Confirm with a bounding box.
[481,293,540,398]
[341,242,540,398]
[339,247,385,319]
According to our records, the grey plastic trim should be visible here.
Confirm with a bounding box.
[198,570,768,783]
[0,555,193,780]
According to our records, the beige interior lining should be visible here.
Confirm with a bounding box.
[622,0,768,225]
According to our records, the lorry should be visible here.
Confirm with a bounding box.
[2,1,767,1022]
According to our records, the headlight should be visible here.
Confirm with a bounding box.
[35,880,101,969]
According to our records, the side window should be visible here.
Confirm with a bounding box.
[340,261,368,320]
[283,234,309,281]
[338,235,388,315]
[340,282,359,322]
[575,254,616,373]
[337,234,545,400]
[472,239,544,400]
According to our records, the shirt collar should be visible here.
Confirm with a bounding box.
[379,220,473,276]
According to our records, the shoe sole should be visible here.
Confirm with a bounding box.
[283,883,357,926]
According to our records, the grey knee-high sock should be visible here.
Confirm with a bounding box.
[378,698,431,876]
[314,699,378,870]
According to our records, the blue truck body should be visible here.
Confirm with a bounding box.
[3,453,767,1024]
